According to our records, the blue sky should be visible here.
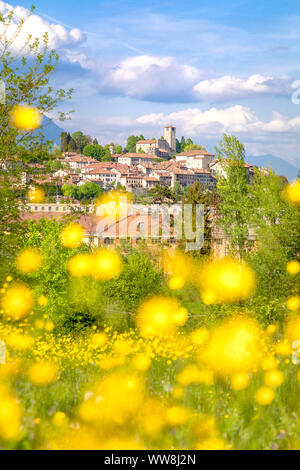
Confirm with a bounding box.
[4,0,300,166]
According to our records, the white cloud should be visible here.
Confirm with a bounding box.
[0,1,85,51]
[137,105,300,137]
[193,75,292,101]
[66,51,293,103]
[94,55,201,102]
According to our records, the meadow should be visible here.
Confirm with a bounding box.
[0,223,300,451]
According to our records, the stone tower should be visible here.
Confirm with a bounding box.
[109,143,115,155]
[164,126,176,154]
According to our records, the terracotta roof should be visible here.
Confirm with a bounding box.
[176,150,214,157]
[136,140,157,144]
[86,169,116,175]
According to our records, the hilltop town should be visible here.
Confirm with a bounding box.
[27,126,260,195]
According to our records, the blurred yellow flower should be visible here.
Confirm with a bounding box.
[286,260,300,276]
[287,296,300,311]
[92,249,123,281]
[199,317,264,376]
[283,180,300,205]
[132,353,151,371]
[255,387,275,405]
[197,258,255,303]
[27,186,45,203]
[264,369,284,388]
[91,332,107,348]
[60,223,84,249]
[0,385,22,440]
[6,333,33,350]
[96,190,132,219]
[168,275,185,290]
[53,411,67,427]
[38,295,48,306]
[10,105,42,131]
[166,406,189,426]
[1,284,33,319]
[190,327,209,346]
[28,361,59,385]
[231,372,250,391]
[67,253,93,277]
[136,296,188,337]
[16,248,42,274]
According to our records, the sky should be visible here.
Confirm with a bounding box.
[2,0,300,166]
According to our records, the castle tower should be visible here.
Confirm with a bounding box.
[164,126,176,154]
[109,143,115,155]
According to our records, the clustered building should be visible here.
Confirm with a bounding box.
[29,125,256,194]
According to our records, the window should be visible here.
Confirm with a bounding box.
[104,238,113,245]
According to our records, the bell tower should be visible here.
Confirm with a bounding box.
[164,126,176,154]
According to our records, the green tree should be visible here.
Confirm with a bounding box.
[0,6,72,264]
[114,145,122,154]
[176,138,181,153]
[183,182,213,254]
[71,131,86,153]
[78,182,103,201]
[68,137,77,152]
[62,184,78,200]
[247,169,300,299]
[125,135,144,153]
[184,144,207,152]
[180,136,186,151]
[104,251,163,314]
[215,134,251,261]
[149,184,177,204]
[60,132,70,152]
[83,144,105,160]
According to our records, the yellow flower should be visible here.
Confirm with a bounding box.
[28,361,59,385]
[92,249,123,281]
[91,333,107,348]
[53,411,67,426]
[196,438,230,450]
[10,105,42,131]
[199,317,264,376]
[67,253,93,277]
[286,260,300,276]
[197,258,255,303]
[168,275,185,290]
[283,180,300,205]
[1,284,33,319]
[27,186,45,203]
[190,327,209,346]
[38,296,48,306]
[6,333,33,350]
[132,353,151,371]
[16,248,42,274]
[172,385,184,399]
[136,296,188,337]
[96,190,132,219]
[231,372,250,391]
[266,324,279,335]
[264,369,284,388]
[0,385,22,440]
[287,296,300,311]
[60,223,84,249]
[165,406,189,426]
[255,387,275,405]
